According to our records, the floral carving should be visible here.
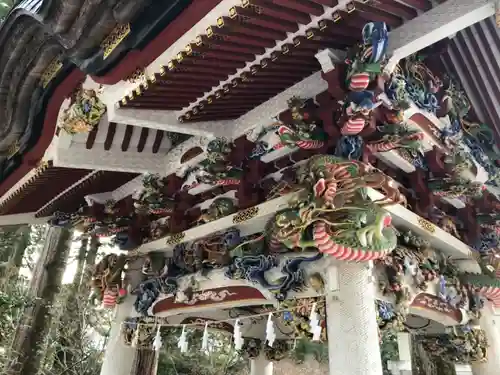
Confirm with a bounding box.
[61,89,106,134]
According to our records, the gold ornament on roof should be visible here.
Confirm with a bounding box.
[40,58,63,88]
[101,24,131,60]
[61,89,106,135]
[0,140,20,159]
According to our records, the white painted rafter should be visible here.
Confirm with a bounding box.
[385,0,496,71]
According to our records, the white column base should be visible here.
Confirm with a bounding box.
[388,332,413,375]
[99,298,137,375]
[471,305,500,375]
[250,356,273,375]
[326,262,383,375]
[456,364,474,375]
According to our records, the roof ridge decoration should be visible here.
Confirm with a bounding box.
[60,88,106,135]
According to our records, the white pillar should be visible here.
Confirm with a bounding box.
[388,333,413,375]
[326,262,383,375]
[471,305,500,375]
[250,356,273,375]
[100,297,136,375]
[456,364,474,375]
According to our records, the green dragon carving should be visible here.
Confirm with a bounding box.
[265,155,400,261]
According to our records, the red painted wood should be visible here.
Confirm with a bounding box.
[86,123,99,149]
[121,125,134,151]
[382,0,431,12]
[151,285,267,314]
[152,130,164,154]
[230,7,300,33]
[92,0,225,84]
[0,166,90,215]
[137,127,149,152]
[37,171,139,217]
[218,16,287,40]
[372,0,418,20]
[104,122,117,151]
[271,0,324,16]
[0,69,86,199]
[242,0,312,24]
[354,3,405,26]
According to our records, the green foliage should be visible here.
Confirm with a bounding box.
[380,330,399,375]
[291,339,328,364]
[0,0,16,21]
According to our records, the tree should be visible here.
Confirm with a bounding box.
[4,227,72,375]
[0,1,16,21]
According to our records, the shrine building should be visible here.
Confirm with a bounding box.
[1,1,500,375]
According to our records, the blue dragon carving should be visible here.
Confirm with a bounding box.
[225,253,323,301]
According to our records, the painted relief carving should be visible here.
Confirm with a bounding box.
[61,89,106,134]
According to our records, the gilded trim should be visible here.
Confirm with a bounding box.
[166,232,186,246]
[40,58,63,88]
[101,24,131,60]
[417,217,436,234]
[233,206,259,224]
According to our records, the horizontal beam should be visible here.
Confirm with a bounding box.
[0,213,48,226]
[231,72,327,138]
[386,0,495,68]
[138,187,479,273]
[108,105,232,138]
[54,145,165,174]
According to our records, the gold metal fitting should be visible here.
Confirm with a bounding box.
[346,2,356,13]
[318,20,328,31]
[270,51,279,61]
[196,35,204,46]
[207,96,214,104]
[207,26,214,37]
[229,7,238,19]
[281,44,290,54]
[306,29,315,39]
[333,11,341,22]
[135,86,141,95]
[192,106,199,115]
[250,66,258,75]
[159,66,166,76]
[215,90,223,98]
[223,84,231,93]
[261,58,269,68]
[149,73,156,83]
[241,0,250,7]
[185,44,193,55]
[185,111,192,119]
[217,17,224,28]
[176,52,185,62]
[293,37,301,47]
[167,60,176,70]
[121,98,127,106]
